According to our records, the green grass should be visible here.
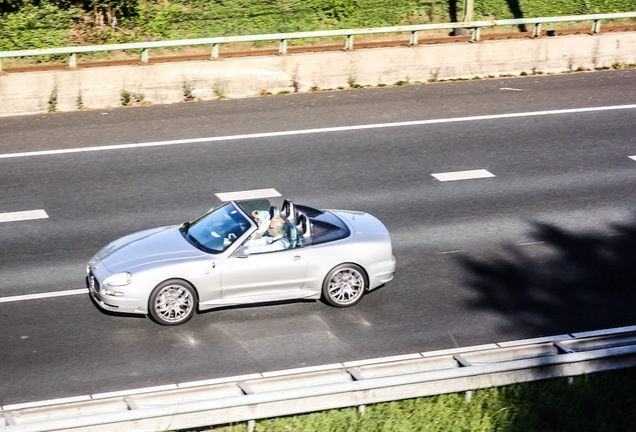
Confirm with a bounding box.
[191,367,636,432]
[2,1,635,52]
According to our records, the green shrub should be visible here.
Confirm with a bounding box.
[47,82,58,112]
[475,0,635,19]
[0,1,78,50]
[1,0,634,51]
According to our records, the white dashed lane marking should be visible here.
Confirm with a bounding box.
[431,169,495,182]
[0,289,85,304]
[0,209,48,223]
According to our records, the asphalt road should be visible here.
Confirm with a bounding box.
[1,70,635,406]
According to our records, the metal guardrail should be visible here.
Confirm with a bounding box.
[2,325,636,432]
[0,12,635,71]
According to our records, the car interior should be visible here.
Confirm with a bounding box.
[236,198,351,252]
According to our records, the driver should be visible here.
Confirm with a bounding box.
[244,216,290,253]
[250,210,271,239]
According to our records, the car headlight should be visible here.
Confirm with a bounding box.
[104,272,132,287]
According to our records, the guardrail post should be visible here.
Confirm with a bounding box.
[471,27,480,42]
[4,412,17,425]
[247,419,256,432]
[410,30,419,46]
[592,19,602,33]
[141,48,149,64]
[69,53,77,69]
[279,39,288,55]
[345,34,354,50]
[533,23,542,38]
[211,43,219,60]
[123,397,139,410]
[465,390,473,402]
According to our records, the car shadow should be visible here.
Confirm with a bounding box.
[197,298,318,316]
[457,216,636,336]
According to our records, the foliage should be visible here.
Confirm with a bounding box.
[474,0,636,19]
[0,1,79,50]
[0,0,138,15]
[120,87,144,106]
[0,0,23,13]
[0,0,443,48]
[0,0,634,50]
[135,1,187,39]
[47,82,58,112]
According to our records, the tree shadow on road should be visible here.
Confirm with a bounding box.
[459,217,636,336]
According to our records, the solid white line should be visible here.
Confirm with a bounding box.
[261,363,345,377]
[0,209,48,223]
[0,288,85,304]
[432,169,495,182]
[343,353,423,368]
[3,395,92,411]
[422,343,499,357]
[92,384,179,400]
[177,374,263,389]
[571,325,636,339]
[1,104,635,159]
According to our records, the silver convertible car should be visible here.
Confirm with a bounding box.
[86,189,396,325]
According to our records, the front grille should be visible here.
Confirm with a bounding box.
[87,271,100,293]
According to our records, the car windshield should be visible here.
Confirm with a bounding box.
[181,203,251,254]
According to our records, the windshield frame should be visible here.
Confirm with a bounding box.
[181,202,253,254]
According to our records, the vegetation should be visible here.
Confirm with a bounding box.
[119,87,144,106]
[196,368,636,432]
[47,81,58,112]
[0,1,634,51]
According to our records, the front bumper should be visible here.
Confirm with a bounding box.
[86,267,147,315]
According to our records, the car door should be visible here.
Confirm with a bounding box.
[219,247,309,301]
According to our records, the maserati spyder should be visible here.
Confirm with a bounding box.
[86,189,395,325]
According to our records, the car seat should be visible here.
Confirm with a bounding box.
[297,212,312,239]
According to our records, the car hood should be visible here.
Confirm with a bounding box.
[94,226,206,273]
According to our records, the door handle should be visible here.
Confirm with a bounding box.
[293,255,302,260]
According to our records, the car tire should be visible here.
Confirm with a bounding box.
[322,264,367,308]
[148,279,198,325]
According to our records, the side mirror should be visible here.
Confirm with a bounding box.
[232,245,250,258]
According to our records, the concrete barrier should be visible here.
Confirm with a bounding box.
[1,32,635,117]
